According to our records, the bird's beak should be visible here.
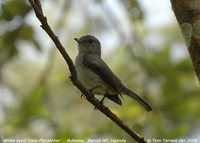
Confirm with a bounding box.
[74,38,81,43]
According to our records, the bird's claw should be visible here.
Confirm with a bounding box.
[81,93,86,98]
[81,86,100,99]
[99,99,104,105]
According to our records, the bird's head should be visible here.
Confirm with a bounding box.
[74,35,101,55]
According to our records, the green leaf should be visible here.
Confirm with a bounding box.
[18,25,34,39]
[0,0,31,20]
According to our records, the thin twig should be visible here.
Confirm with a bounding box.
[28,0,147,142]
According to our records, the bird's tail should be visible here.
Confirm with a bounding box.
[122,86,152,112]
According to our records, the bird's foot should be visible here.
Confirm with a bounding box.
[81,93,86,98]
[99,97,105,105]
[81,86,100,99]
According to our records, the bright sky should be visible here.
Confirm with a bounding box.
[17,0,183,63]
[98,0,178,53]
[140,0,176,29]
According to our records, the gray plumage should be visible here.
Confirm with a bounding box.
[74,35,152,111]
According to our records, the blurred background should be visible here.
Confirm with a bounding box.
[0,0,200,142]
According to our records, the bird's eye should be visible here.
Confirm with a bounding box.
[88,39,93,43]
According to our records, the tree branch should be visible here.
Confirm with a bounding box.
[171,0,200,82]
[28,0,147,142]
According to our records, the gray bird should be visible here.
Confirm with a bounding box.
[74,35,152,111]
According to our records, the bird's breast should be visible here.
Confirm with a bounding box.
[75,55,116,95]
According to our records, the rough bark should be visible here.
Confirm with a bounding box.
[171,0,200,82]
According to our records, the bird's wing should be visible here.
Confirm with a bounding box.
[83,54,122,93]
[83,54,152,111]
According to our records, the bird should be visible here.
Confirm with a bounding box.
[74,35,152,112]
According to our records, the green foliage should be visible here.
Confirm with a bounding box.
[131,43,200,138]
[0,0,40,68]
[122,0,144,20]
[16,83,47,127]
[0,0,31,20]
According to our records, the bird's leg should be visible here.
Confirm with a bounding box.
[99,94,107,105]
[94,93,108,110]
[81,94,85,98]
[81,85,100,98]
